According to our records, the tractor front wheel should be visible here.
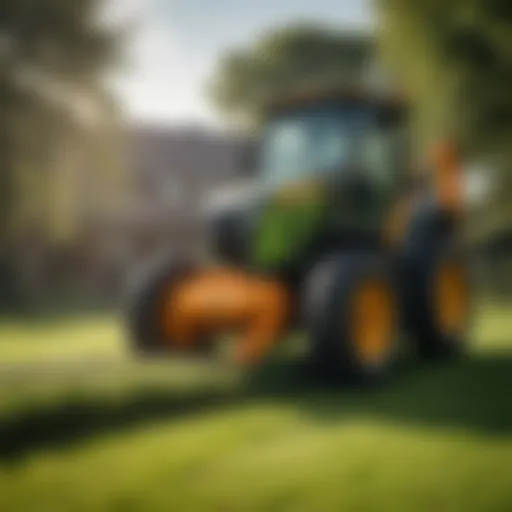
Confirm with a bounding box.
[401,245,471,359]
[303,252,400,384]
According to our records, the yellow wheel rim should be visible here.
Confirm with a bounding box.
[435,263,469,335]
[351,279,396,366]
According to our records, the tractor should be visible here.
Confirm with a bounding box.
[126,88,471,383]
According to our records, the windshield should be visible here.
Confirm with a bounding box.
[261,106,375,185]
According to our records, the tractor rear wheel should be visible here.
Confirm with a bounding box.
[303,252,399,383]
[400,203,472,359]
[401,245,471,359]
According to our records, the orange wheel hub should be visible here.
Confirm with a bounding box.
[351,279,396,366]
[435,263,469,335]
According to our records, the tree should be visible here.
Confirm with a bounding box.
[209,24,377,125]
[376,0,512,240]
[0,0,120,309]
[378,0,512,149]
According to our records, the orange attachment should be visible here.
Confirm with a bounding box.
[433,142,463,214]
[162,269,291,365]
[351,279,397,367]
[435,263,469,336]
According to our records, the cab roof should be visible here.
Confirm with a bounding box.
[261,85,408,118]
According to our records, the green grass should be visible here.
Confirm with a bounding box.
[0,303,511,511]
[0,315,121,364]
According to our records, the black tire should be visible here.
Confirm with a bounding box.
[303,252,399,383]
[124,255,196,356]
[400,204,471,359]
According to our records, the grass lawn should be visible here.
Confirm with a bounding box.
[0,303,511,511]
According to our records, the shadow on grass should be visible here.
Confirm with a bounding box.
[0,386,234,461]
[245,354,512,434]
[1,352,512,462]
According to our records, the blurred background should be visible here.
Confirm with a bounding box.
[0,1,511,511]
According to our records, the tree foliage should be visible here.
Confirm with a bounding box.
[0,0,120,308]
[210,24,376,124]
[377,0,512,152]
[0,0,120,242]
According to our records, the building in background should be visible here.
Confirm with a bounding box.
[125,124,250,261]
[27,123,250,308]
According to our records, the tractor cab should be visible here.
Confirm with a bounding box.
[260,95,406,190]
[208,92,409,270]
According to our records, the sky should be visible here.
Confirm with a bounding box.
[108,0,373,126]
